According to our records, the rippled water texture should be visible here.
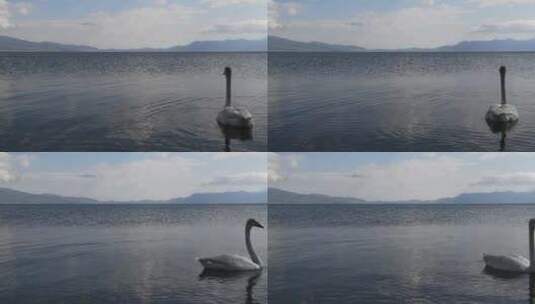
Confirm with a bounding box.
[0,204,267,304]
[269,204,535,303]
[269,53,535,151]
[0,53,267,151]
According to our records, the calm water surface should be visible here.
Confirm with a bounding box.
[269,53,535,151]
[0,53,267,151]
[269,204,535,303]
[0,204,267,304]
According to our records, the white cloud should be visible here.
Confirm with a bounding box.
[271,155,493,201]
[11,155,201,201]
[267,153,302,183]
[204,172,267,187]
[268,153,284,183]
[268,0,302,30]
[0,0,11,29]
[6,153,266,202]
[0,152,21,183]
[343,156,469,201]
[473,172,535,187]
[474,19,535,34]
[68,154,201,201]
[13,2,32,15]
[4,3,198,49]
[348,4,466,49]
[211,152,266,160]
[202,0,263,8]
[272,2,467,49]
[3,1,267,49]
[204,19,267,35]
[469,0,535,7]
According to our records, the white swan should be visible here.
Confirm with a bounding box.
[198,218,264,272]
[217,67,253,129]
[483,219,535,273]
[485,66,519,123]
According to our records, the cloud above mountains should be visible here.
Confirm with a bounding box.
[0,153,267,201]
[0,0,267,49]
[271,0,535,49]
[270,153,535,202]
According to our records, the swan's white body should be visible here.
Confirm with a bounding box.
[483,219,535,273]
[217,67,253,129]
[486,104,519,123]
[198,254,261,272]
[483,254,530,273]
[217,106,253,128]
[198,219,263,272]
[486,66,519,124]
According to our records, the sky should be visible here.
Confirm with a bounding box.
[269,153,535,202]
[270,0,535,49]
[3,152,535,202]
[0,152,267,201]
[0,0,267,49]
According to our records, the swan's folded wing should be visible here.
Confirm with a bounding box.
[198,254,260,271]
[235,108,252,120]
[483,254,530,272]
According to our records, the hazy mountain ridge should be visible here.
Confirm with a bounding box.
[269,188,535,204]
[0,187,267,204]
[268,36,366,52]
[436,191,535,204]
[4,35,535,52]
[436,39,535,52]
[0,36,98,52]
[169,39,267,52]
[268,188,367,204]
[268,36,535,52]
[269,36,535,52]
[0,35,267,52]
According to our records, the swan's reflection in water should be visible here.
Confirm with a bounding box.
[530,274,535,304]
[199,270,263,304]
[483,266,525,279]
[486,119,518,152]
[219,126,253,152]
[482,266,535,303]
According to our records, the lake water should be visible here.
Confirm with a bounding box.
[269,204,535,304]
[0,204,267,304]
[269,53,535,151]
[0,53,267,152]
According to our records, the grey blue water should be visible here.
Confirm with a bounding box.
[0,204,267,304]
[269,204,535,304]
[269,52,535,151]
[0,52,267,151]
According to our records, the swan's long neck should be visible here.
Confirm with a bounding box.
[225,73,232,107]
[530,219,535,269]
[246,225,262,267]
[500,67,507,105]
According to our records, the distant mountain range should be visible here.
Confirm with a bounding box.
[0,35,267,52]
[268,36,366,52]
[4,35,535,52]
[2,187,534,204]
[268,188,535,204]
[0,187,267,204]
[435,39,535,52]
[0,36,99,52]
[268,188,366,204]
[268,36,535,52]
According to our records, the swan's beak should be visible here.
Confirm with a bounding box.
[256,223,264,229]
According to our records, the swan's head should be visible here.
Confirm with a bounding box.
[500,66,506,76]
[246,218,264,229]
[223,67,232,77]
